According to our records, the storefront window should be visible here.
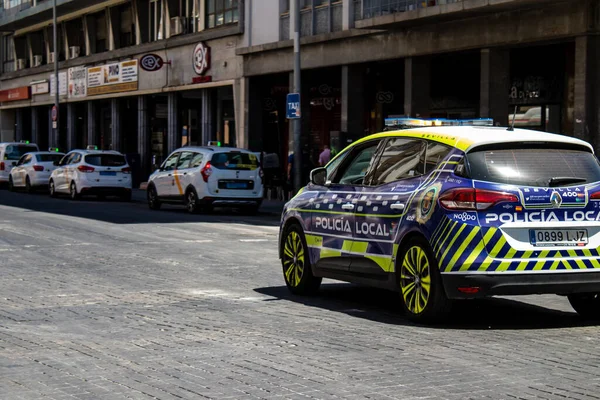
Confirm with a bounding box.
[206,0,239,29]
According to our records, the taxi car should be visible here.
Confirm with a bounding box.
[279,119,600,322]
[147,144,263,214]
[0,141,39,185]
[8,151,65,192]
[49,147,132,200]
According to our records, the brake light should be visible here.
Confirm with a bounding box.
[439,188,518,211]
[121,167,131,174]
[259,167,264,182]
[77,165,95,173]
[591,191,600,200]
[0,162,4,171]
[201,162,213,183]
[33,165,44,172]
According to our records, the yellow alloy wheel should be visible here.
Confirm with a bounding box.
[283,231,305,287]
[400,246,432,315]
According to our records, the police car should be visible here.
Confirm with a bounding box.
[147,143,263,213]
[0,141,39,185]
[8,151,65,192]
[279,118,600,322]
[49,147,132,200]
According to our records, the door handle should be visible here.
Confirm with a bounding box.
[183,172,187,175]
[341,203,355,211]
[391,202,405,211]
[168,174,172,177]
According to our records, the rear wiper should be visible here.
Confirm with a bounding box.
[548,177,587,187]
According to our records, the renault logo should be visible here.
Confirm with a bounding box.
[550,191,562,208]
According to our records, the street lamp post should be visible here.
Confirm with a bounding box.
[292,0,302,193]
[53,0,59,148]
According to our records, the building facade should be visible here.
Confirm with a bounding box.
[1,0,600,187]
[240,0,600,185]
[0,0,247,184]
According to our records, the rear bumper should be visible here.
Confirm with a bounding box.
[80,186,131,196]
[200,196,262,207]
[442,271,600,299]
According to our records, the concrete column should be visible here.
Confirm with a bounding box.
[67,103,77,151]
[404,57,431,118]
[137,96,150,172]
[31,108,40,145]
[480,48,510,126]
[341,65,365,144]
[167,92,178,153]
[573,35,600,145]
[111,98,121,151]
[342,0,355,30]
[233,78,249,149]
[48,107,54,148]
[201,90,213,145]
[87,101,97,146]
[15,109,24,142]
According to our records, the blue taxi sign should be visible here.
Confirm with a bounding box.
[286,93,301,119]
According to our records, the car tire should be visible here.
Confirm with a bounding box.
[185,189,200,214]
[69,181,80,200]
[568,293,600,320]
[49,179,57,198]
[147,186,161,210]
[397,237,452,323]
[281,223,322,295]
[7,176,14,192]
[25,176,33,194]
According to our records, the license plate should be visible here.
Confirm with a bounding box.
[530,229,588,247]
[99,171,116,176]
[226,182,248,189]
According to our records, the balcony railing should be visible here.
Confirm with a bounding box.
[0,0,33,16]
[355,0,464,20]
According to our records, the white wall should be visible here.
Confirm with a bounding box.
[247,0,280,47]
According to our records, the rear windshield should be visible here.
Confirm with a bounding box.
[85,154,126,167]
[3,145,38,160]
[211,152,259,170]
[466,148,600,186]
[37,154,64,163]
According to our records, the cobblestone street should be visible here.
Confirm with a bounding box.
[1,191,600,400]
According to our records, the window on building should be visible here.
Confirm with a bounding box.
[2,35,15,73]
[95,11,108,52]
[206,0,239,29]
[280,0,343,38]
[120,3,136,47]
[150,0,165,41]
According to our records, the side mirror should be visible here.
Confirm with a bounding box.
[53,161,59,166]
[310,167,327,186]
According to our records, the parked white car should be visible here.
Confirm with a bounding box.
[147,146,264,213]
[8,151,65,192]
[0,141,39,185]
[49,149,132,201]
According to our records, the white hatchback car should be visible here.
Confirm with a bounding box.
[147,146,264,213]
[8,151,65,192]
[49,149,132,201]
[0,142,39,185]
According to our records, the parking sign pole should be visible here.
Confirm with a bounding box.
[292,0,302,193]
[53,0,59,149]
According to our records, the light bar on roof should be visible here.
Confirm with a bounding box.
[384,117,494,129]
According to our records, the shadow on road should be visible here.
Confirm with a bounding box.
[0,188,281,226]
[255,283,597,330]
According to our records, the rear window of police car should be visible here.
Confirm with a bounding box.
[466,146,600,186]
[4,145,38,160]
[85,154,127,167]
[211,152,258,170]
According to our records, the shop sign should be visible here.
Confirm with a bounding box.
[0,86,30,102]
[140,54,164,72]
[68,66,87,98]
[31,81,49,95]
[376,91,394,104]
[192,76,212,84]
[193,42,211,75]
[509,75,561,104]
[50,72,68,96]
[87,60,139,96]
